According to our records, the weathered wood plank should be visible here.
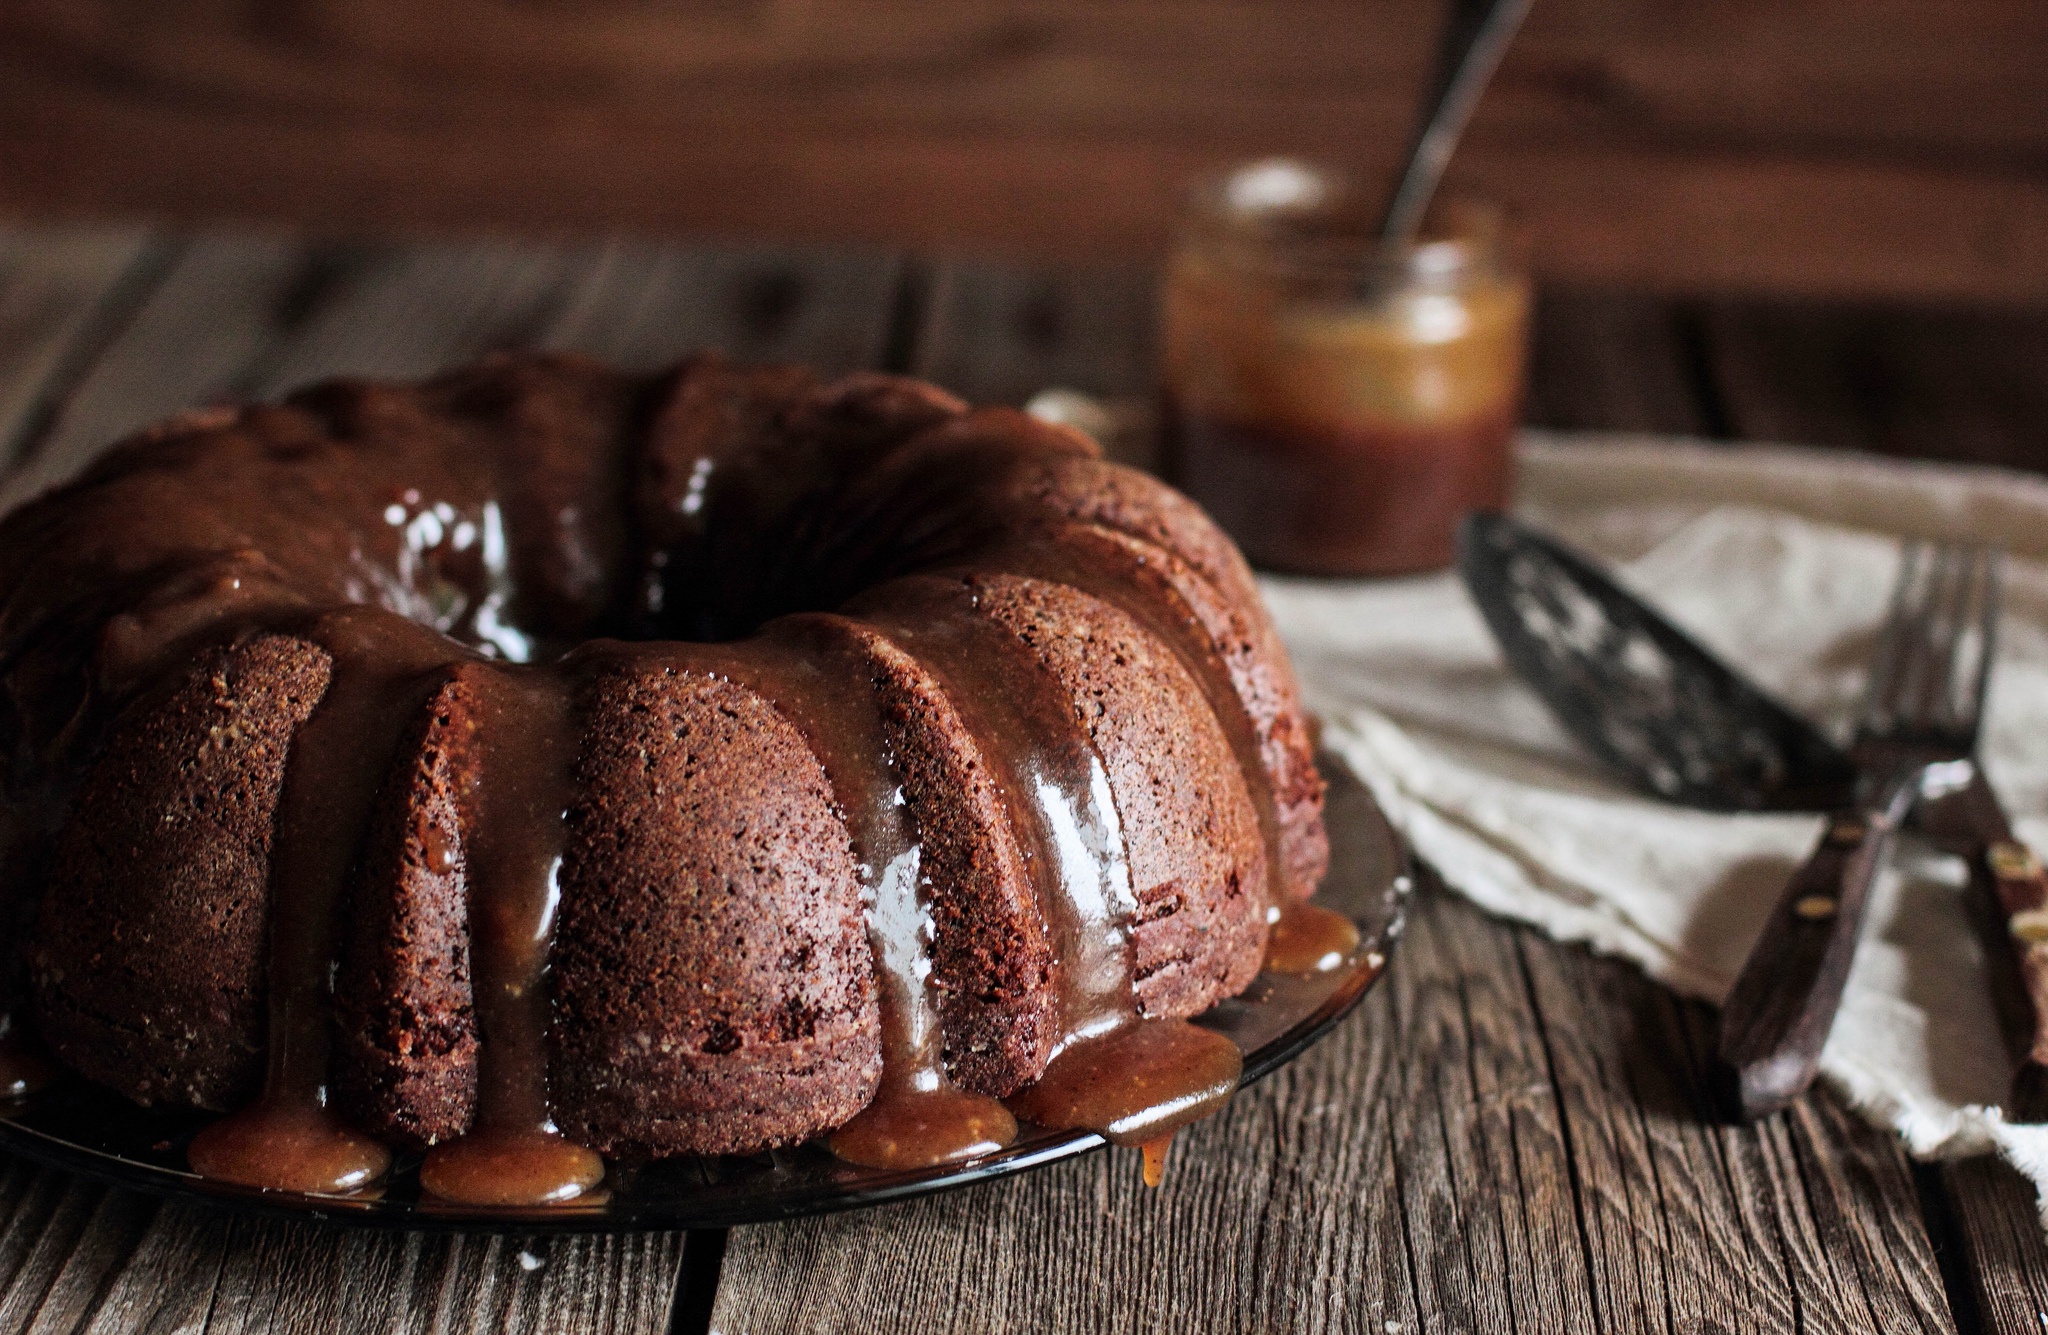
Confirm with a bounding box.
[1942,1157,2048,1334]
[1789,1095,1953,1333]
[543,242,905,375]
[1517,939,1797,1334]
[0,233,333,510]
[0,225,155,469]
[0,234,912,510]
[1386,883,1601,1333]
[913,260,1159,470]
[7,0,2048,298]
[1501,908,1951,1335]
[1524,290,1719,439]
[0,1162,159,1335]
[915,262,1157,407]
[247,240,595,398]
[1697,300,2048,473]
[0,1174,693,1335]
[183,1220,687,1335]
[33,236,324,468]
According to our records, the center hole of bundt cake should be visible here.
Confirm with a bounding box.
[387,535,855,661]
[375,487,845,657]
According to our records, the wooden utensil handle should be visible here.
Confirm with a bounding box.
[1983,838,2048,1119]
[1715,802,1905,1122]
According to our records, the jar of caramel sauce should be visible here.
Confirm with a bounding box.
[1161,160,1530,576]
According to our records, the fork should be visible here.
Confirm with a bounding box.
[1715,542,1999,1122]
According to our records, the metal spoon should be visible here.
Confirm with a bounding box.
[1377,0,1534,248]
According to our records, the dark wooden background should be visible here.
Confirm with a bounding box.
[3,0,2046,302]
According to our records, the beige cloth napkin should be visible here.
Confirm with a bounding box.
[1261,431,2048,1225]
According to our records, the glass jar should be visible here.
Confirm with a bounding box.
[1161,159,1530,576]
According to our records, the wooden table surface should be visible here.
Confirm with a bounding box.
[2,226,2047,1334]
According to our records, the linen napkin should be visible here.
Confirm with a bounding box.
[1261,431,2048,1223]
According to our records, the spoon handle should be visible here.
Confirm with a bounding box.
[1378,0,1535,246]
[1713,776,1918,1122]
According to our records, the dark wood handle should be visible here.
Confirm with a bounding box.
[1911,773,2048,1119]
[1981,839,2048,1120]
[1715,807,1900,1122]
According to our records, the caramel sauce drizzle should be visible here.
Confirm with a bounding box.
[860,577,1242,1154]
[955,527,1290,920]
[1263,903,1362,976]
[1140,1134,1173,1188]
[713,617,1017,1171]
[418,661,601,1207]
[190,606,454,1195]
[958,523,1360,988]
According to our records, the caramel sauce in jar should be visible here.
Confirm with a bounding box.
[1163,160,1530,576]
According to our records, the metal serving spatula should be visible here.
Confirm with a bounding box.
[1457,513,2043,1121]
[1457,511,1856,812]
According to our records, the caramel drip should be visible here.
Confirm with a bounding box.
[858,577,1242,1147]
[957,528,1288,921]
[1009,1018,1241,1148]
[419,662,601,1207]
[190,606,456,1195]
[860,578,1134,1041]
[1140,1134,1173,1187]
[1263,902,1362,976]
[712,617,1016,1171]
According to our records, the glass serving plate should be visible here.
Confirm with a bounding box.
[0,752,1408,1232]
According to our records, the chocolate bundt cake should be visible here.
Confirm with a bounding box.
[0,351,1333,1204]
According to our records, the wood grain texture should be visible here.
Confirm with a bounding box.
[4,0,2048,299]
[1518,934,1799,1333]
[0,226,153,468]
[1699,300,2048,471]
[543,243,905,376]
[913,258,1160,468]
[1942,1157,2048,1335]
[1524,290,1717,439]
[0,1159,689,1335]
[915,261,1157,409]
[0,231,908,507]
[712,883,1954,1334]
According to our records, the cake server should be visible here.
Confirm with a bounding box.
[1458,514,2045,1121]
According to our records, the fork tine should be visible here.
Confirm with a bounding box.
[1862,541,1926,733]
[1905,543,1967,730]
[1869,541,2000,744]
[1946,545,2002,741]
